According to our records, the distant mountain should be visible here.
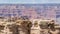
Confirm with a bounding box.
[0,4,60,19]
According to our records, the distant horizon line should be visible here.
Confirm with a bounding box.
[0,3,60,4]
[0,4,60,6]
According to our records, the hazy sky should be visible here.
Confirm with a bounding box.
[0,0,60,4]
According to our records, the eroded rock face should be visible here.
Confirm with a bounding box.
[0,18,60,34]
[0,25,5,30]
[0,25,5,33]
[3,19,32,34]
[8,24,19,34]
